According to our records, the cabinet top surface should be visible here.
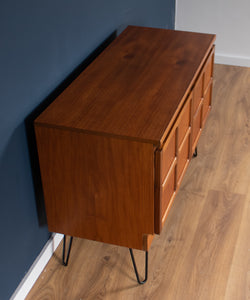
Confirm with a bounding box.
[35,26,215,146]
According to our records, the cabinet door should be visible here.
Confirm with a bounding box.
[192,104,202,150]
[201,46,214,127]
[193,72,203,115]
[178,97,191,148]
[191,46,215,153]
[154,94,191,233]
[202,81,212,127]
[176,94,192,186]
[161,128,177,181]
[161,162,176,226]
[154,128,177,233]
[177,128,191,186]
[203,51,214,92]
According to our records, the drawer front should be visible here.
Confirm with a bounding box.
[203,53,213,91]
[161,163,176,222]
[160,129,177,183]
[178,94,192,147]
[202,81,212,126]
[177,130,190,185]
[192,104,202,150]
[193,72,203,114]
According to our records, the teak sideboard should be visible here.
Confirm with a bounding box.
[35,26,216,282]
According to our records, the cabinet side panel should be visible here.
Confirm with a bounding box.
[35,126,154,250]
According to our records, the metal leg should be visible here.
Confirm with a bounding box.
[62,235,73,266]
[193,146,198,158]
[129,248,148,284]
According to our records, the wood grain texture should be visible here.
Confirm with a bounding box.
[35,26,215,146]
[27,64,250,299]
[35,126,155,250]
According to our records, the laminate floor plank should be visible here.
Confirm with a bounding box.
[26,64,250,300]
[224,192,250,300]
[163,190,245,300]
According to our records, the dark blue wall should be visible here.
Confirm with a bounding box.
[0,1,175,298]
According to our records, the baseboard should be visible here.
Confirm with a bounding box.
[215,53,250,67]
[10,233,63,300]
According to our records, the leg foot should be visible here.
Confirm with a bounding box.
[193,146,198,158]
[62,235,73,266]
[129,248,148,284]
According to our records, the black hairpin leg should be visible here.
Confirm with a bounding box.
[129,248,148,284]
[62,235,73,266]
[193,146,198,158]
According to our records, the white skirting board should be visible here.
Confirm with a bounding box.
[10,233,63,300]
[215,53,250,67]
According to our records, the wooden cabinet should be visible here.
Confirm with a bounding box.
[35,26,216,252]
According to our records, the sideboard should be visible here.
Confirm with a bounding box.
[34,26,216,283]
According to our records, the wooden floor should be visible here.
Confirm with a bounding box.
[27,64,250,300]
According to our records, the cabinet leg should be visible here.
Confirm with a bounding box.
[193,146,198,158]
[62,235,73,266]
[129,248,148,284]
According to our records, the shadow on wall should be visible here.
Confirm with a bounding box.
[0,122,49,235]
[25,30,117,226]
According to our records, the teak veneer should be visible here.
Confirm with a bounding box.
[35,26,216,280]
